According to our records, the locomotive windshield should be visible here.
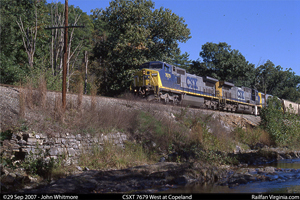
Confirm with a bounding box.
[139,62,163,70]
[150,62,163,69]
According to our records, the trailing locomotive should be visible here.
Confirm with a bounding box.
[132,61,298,115]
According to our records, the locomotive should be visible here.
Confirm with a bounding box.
[132,61,299,115]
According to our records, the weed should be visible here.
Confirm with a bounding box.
[77,78,83,111]
[21,147,58,180]
[19,85,26,119]
[54,94,64,122]
[90,84,97,111]
[78,140,152,170]
[37,76,47,109]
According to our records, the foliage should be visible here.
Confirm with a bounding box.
[137,111,173,152]
[255,60,300,102]
[91,0,191,96]
[232,126,271,148]
[260,97,285,145]
[260,96,300,147]
[0,130,13,142]
[21,147,58,180]
[0,0,44,84]
[170,51,192,70]
[0,0,93,93]
[189,42,255,87]
[2,0,298,102]
[189,43,300,101]
[22,67,62,91]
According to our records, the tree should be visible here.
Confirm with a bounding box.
[0,0,93,92]
[0,0,39,84]
[255,60,300,102]
[91,0,191,96]
[170,51,191,70]
[45,2,93,92]
[16,5,38,69]
[190,42,255,87]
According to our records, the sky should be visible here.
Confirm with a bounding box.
[47,0,300,76]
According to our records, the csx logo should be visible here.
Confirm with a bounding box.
[186,77,198,89]
[237,90,245,100]
[165,73,171,79]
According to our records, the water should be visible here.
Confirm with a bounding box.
[164,158,300,193]
[261,158,300,169]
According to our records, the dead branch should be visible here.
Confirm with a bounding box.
[16,7,38,69]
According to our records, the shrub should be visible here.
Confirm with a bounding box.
[0,130,13,142]
[21,147,58,180]
[260,96,300,148]
[232,126,271,148]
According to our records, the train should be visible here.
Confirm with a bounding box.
[282,99,299,115]
[131,61,300,116]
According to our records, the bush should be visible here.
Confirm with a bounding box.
[0,130,13,142]
[21,147,58,180]
[232,126,271,148]
[260,96,300,148]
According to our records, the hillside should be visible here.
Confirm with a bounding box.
[3,84,300,194]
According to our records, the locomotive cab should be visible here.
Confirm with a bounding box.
[133,61,165,98]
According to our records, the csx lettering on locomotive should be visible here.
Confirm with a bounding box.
[186,77,198,90]
[237,90,245,100]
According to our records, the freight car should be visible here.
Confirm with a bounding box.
[282,99,299,115]
[132,61,265,115]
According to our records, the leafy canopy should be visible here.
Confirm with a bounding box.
[189,42,255,87]
[91,0,191,96]
[255,60,300,102]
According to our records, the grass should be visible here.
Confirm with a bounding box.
[78,140,155,170]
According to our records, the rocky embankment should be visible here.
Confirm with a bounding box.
[2,148,300,193]
[1,85,300,193]
[14,162,227,193]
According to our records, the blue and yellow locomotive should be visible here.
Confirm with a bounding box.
[132,61,267,115]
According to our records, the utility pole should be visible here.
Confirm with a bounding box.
[62,0,68,110]
[45,0,84,110]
